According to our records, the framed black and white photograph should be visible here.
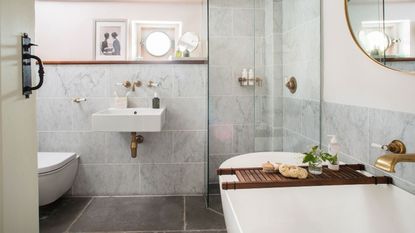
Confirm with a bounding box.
[95,19,127,60]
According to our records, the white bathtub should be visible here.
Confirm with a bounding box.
[219,152,415,233]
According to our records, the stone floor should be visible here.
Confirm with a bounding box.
[39,195,226,233]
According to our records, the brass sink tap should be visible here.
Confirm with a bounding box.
[130,132,144,158]
[374,140,415,173]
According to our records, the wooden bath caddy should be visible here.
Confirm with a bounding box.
[217,164,392,190]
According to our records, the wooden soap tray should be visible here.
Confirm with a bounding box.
[217,164,392,190]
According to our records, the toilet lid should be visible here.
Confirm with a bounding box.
[38,152,77,174]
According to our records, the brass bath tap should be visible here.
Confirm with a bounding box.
[374,140,415,173]
[375,153,415,173]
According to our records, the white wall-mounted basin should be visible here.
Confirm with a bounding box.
[92,108,166,132]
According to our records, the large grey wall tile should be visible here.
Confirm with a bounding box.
[37,98,72,131]
[73,164,140,196]
[322,102,369,163]
[233,9,255,36]
[163,98,206,130]
[173,131,206,163]
[137,132,173,164]
[209,96,254,125]
[209,66,233,96]
[140,164,204,195]
[209,37,254,67]
[283,97,302,133]
[209,125,233,155]
[209,8,233,36]
[369,108,415,184]
[302,99,320,142]
[72,98,109,130]
[233,124,255,153]
[173,65,207,97]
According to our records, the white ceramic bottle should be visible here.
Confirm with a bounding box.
[327,135,340,170]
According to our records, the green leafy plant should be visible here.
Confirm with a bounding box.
[302,145,323,165]
[322,153,338,165]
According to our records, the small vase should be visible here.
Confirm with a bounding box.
[328,163,340,171]
[308,162,323,175]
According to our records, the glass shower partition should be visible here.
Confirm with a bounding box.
[207,0,321,206]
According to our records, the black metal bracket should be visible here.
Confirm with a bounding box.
[22,33,45,99]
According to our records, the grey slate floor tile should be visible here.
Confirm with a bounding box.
[69,196,184,232]
[185,196,226,230]
[40,196,227,233]
[39,197,91,233]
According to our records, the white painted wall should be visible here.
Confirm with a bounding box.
[35,0,205,60]
[323,0,415,114]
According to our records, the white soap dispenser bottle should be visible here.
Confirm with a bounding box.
[328,135,340,155]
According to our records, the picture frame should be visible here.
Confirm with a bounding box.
[94,19,127,60]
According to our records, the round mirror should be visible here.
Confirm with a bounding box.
[345,0,415,72]
[177,32,200,52]
[145,31,172,57]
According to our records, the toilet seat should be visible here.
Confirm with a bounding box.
[38,152,77,174]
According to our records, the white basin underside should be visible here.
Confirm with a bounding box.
[219,152,415,233]
[92,108,165,132]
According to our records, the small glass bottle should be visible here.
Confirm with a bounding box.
[152,92,160,109]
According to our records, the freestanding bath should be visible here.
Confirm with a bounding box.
[219,152,415,233]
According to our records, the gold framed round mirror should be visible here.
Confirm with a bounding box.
[345,0,415,73]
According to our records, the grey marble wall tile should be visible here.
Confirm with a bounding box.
[105,132,140,164]
[39,132,107,164]
[273,0,283,34]
[209,37,254,67]
[273,97,283,128]
[209,8,233,36]
[37,66,66,97]
[255,37,265,67]
[255,96,272,126]
[282,0,320,32]
[72,98,109,131]
[209,0,255,8]
[322,102,369,163]
[301,99,320,142]
[37,98,72,131]
[283,97,302,133]
[255,125,272,152]
[272,127,283,151]
[369,108,415,184]
[58,65,110,97]
[39,132,78,153]
[209,154,236,182]
[282,61,320,101]
[233,9,255,36]
[137,132,173,164]
[209,66,233,96]
[173,65,207,97]
[173,131,206,163]
[233,124,255,153]
[73,164,140,196]
[209,125,233,155]
[139,163,204,195]
[231,66,255,96]
[163,98,206,131]
[109,65,174,98]
[209,96,254,125]
[255,9,265,36]
[127,97,149,108]
[283,129,316,153]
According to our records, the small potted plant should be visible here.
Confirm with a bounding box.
[302,146,324,175]
[322,153,339,171]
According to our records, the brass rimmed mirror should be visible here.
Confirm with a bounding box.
[345,0,415,73]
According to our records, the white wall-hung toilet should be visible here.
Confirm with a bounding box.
[38,152,80,206]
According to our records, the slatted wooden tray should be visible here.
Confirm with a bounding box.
[217,164,392,190]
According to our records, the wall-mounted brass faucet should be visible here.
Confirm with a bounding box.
[374,140,415,173]
[117,80,142,92]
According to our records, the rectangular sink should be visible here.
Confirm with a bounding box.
[92,108,166,132]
